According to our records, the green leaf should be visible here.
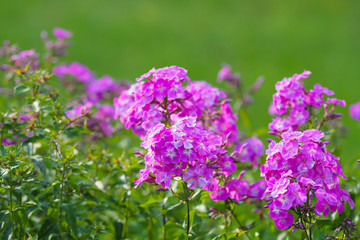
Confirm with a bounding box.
[0,168,9,178]
[114,221,123,240]
[189,208,197,231]
[139,195,166,208]
[64,203,78,237]
[14,85,30,94]
[0,146,6,157]
[0,210,10,229]
[167,201,184,211]
[31,156,46,175]
[26,232,38,240]
[23,135,46,144]
[38,218,56,238]
[2,226,12,240]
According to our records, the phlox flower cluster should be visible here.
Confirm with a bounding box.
[206,137,265,203]
[52,29,129,138]
[261,129,354,230]
[0,28,73,74]
[217,63,240,87]
[114,66,239,142]
[350,101,360,121]
[134,117,237,190]
[128,66,268,207]
[206,136,265,202]
[208,175,266,203]
[233,137,264,166]
[55,64,128,137]
[41,28,72,60]
[0,45,39,73]
[269,70,345,134]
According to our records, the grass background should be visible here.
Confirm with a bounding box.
[1,0,359,235]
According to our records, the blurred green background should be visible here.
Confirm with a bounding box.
[1,0,359,173]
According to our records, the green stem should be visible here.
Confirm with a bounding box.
[122,195,129,239]
[148,216,153,240]
[182,182,190,239]
[186,200,190,238]
[59,162,67,239]
[162,192,166,240]
[224,212,228,240]
[230,204,252,240]
[300,215,310,240]
[0,116,4,143]
[9,168,15,238]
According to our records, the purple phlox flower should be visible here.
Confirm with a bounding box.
[308,83,334,108]
[234,137,264,165]
[291,93,307,109]
[53,65,69,77]
[86,75,116,95]
[314,166,335,186]
[93,105,115,136]
[153,78,170,101]
[183,165,208,189]
[113,88,135,120]
[327,98,346,107]
[217,63,240,86]
[172,160,187,176]
[54,62,94,83]
[134,82,155,107]
[248,180,267,199]
[288,108,309,125]
[301,142,324,161]
[187,81,226,108]
[11,49,39,70]
[272,93,288,115]
[273,190,295,210]
[154,66,189,82]
[208,178,229,201]
[280,79,302,100]
[2,138,17,146]
[181,147,197,162]
[269,117,291,133]
[226,178,249,202]
[298,129,324,142]
[279,139,299,160]
[65,103,92,119]
[250,76,264,93]
[315,189,339,216]
[265,139,280,156]
[349,102,360,121]
[289,183,307,205]
[340,189,354,209]
[161,142,181,165]
[53,28,72,39]
[174,116,197,129]
[137,66,190,83]
[264,171,292,199]
[141,108,163,131]
[95,104,114,119]
[220,155,237,177]
[134,168,150,188]
[274,212,294,230]
[281,130,302,140]
[136,67,156,82]
[269,202,288,220]
[173,131,194,149]
[296,153,316,173]
[155,170,173,189]
[299,177,322,188]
